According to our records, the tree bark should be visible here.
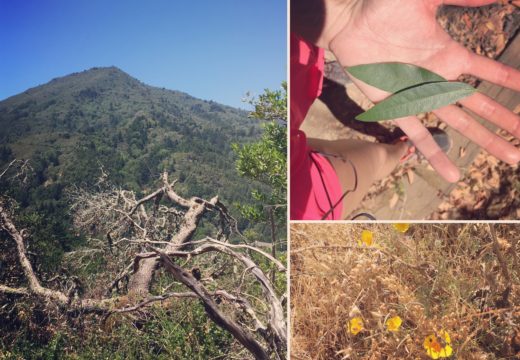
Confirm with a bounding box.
[158,251,270,360]
[127,190,217,297]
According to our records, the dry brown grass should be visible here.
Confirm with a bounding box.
[290,223,520,359]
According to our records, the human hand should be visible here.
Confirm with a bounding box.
[327,0,520,182]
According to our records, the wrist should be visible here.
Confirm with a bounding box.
[291,0,363,50]
[324,0,364,50]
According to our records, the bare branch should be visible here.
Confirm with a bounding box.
[128,187,165,217]
[3,172,286,358]
[0,159,32,184]
[109,291,198,315]
[162,173,191,208]
[106,263,133,295]
[0,284,29,296]
[202,237,286,272]
[0,159,18,180]
[0,205,69,304]
[146,240,287,349]
[108,288,267,337]
[135,237,285,271]
[156,249,270,360]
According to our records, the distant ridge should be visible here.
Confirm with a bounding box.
[0,66,263,208]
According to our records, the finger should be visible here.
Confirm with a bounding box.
[394,116,460,182]
[441,0,498,6]
[465,52,520,92]
[459,92,520,138]
[434,105,520,164]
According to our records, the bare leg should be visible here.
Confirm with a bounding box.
[307,138,408,219]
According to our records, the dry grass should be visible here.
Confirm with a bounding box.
[290,223,520,359]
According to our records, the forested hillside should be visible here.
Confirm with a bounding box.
[0,66,263,202]
[0,66,269,259]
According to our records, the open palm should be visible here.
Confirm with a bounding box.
[329,0,520,182]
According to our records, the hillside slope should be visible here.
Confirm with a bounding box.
[0,66,263,205]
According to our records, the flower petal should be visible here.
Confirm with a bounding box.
[348,317,364,335]
[442,344,453,357]
[386,316,402,331]
[392,223,410,233]
[442,330,451,344]
[361,230,373,246]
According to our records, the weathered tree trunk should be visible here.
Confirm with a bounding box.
[128,195,216,297]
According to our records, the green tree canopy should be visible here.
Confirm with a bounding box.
[232,82,287,222]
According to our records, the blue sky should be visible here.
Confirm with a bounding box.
[0,0,286,109]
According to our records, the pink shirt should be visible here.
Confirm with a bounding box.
[290,34,343,220]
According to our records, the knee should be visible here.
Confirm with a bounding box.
[371,144,389,167]
[369,144,401,180]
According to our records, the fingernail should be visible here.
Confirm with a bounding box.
[443,168,460,183]
[504,149,520,165]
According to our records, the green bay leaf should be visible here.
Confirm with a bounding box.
[346,62,446,93]
[356,82,476,122]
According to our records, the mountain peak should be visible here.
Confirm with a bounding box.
[2,66,142,103]
[78,66,128,77]
[50,66,137,86]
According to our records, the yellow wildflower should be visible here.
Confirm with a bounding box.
[348,317,363,335]
[385,316,402,332]
[423,331,453,359]
[393,223,410,233]
[358,230,373,246]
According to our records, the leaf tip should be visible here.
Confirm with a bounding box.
[355,112,369,122]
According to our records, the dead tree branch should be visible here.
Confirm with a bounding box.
[0,205,69,304]
[156,250,270,360]
[127,173,219,296]
[137,238,287,353]
[0,284,30,296]
[1,172,286,358]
